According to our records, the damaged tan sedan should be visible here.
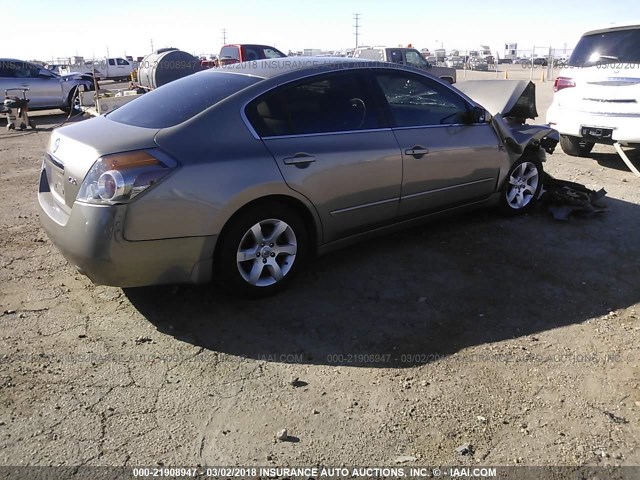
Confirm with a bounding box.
[38,58,558,296]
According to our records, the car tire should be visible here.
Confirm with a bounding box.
[499,156,544,215]
[559,135,594,157]
[216,201,309,297]
[61,87,80,114]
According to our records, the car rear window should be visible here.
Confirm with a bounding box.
[107,71,262,128]
[220,46,240,60]
[570,28,640,66]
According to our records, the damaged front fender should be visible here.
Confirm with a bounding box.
[491,115,560,159]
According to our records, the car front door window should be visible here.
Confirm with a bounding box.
[375,73,468,127]
[405,51,428,68]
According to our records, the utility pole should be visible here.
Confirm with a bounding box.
[222,29,227,45]
[353,13,361,49]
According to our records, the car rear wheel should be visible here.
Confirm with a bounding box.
[500,156,543,215]
[559,135,594,157]
[216,202,308,297]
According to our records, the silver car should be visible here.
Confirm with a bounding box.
[38,58,557,296]
[0,59,94,112]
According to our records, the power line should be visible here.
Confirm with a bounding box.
[353,13,361,49]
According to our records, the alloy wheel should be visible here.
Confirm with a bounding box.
[506,161,539,209]
[236,219,297,287]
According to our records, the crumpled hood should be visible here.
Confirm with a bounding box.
[456,80,538,121]
[61,72,92,81]
[456,80,558,157]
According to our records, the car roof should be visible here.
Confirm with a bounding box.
[219,56,376,79]
[583,22,640,36]
[222,44,279,49]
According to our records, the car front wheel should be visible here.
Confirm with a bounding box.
[216,202,308,297]
[559,135,594,157]
[500,157,543,215]
[61,87,81,114]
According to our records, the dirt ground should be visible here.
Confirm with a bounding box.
[0,73,639,470]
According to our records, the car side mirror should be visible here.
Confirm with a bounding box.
[473,106,488,123]
[461,106,488,125]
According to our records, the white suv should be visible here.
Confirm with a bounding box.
[546,23,640,156]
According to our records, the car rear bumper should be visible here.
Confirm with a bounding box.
[37,169,217,287]
[547,103,640,144]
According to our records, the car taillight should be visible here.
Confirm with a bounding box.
[76,149,177,205]
[554,76,575,92]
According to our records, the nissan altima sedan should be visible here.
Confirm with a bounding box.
[0,59,94,112]
[38,58,557,296]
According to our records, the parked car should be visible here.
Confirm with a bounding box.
[547,23,640,157]
[552,56,569,67]
[59,57,134,81]
[518,57,548,66]
[445,56,465,69]
[353,47,457,84]
[0,59,94,112]
[218,44,286,66]
[38,57,557,296]
[468,57,489,71]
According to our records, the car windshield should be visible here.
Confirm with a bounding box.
[569,28,640,66]
[107,71,262,128]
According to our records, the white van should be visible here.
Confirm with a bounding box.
[546,23,640,156]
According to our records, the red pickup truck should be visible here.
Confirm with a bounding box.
[218,44,287,65]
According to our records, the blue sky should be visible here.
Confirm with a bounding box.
[9,0,640,61]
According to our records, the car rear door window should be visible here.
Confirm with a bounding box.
[9,62,39,79]
[0,62,15,78]
[374,73,468,127]
[246,72,380,137]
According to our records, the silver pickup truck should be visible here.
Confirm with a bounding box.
[0,59,95,112]
[353,47,457,84]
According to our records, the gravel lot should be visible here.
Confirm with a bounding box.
[0,70,639,469]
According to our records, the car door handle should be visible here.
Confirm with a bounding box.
[283,153,316,166]
[405,146,429,158]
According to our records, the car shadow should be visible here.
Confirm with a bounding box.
[592,147,640,173]
[124,196,640,368]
